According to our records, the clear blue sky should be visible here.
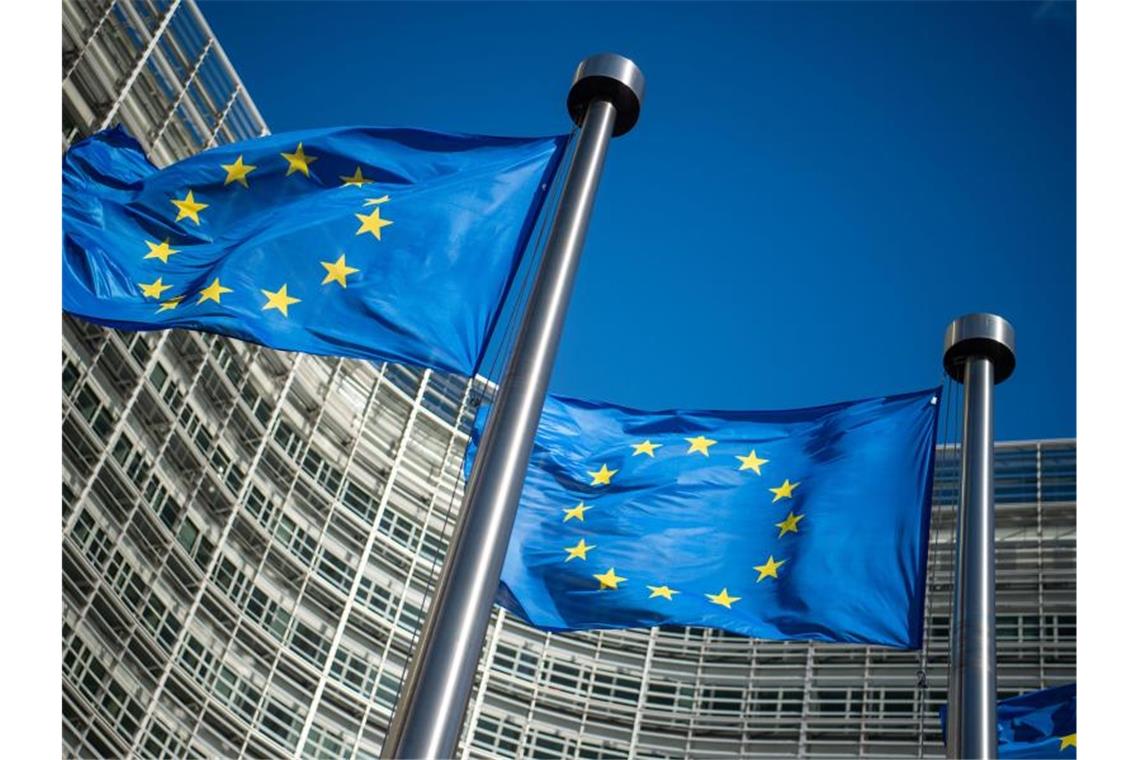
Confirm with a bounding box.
[202,1,1075,440]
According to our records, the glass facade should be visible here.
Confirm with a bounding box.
[61,3,1076,757]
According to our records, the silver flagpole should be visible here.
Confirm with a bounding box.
[942,313,1016,759]
[380,54,644,760]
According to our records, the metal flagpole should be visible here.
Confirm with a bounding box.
[942,313,1016,759]
[380,53,645,760]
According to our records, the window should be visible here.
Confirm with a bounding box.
[997,615,1020,641]
[149,362,168,391]
[355,576,394,620]
[193,536,214,570]
[341,479,378,523]
[379,509,420,549]
[260,698,301,748]
[71,509,95,550]
[112,435,132,465]
[290,621,330,666]
[530,730,569,760]
[493,644,538,680]
[473,716,522,756]
[140,594,181,651]
[419,531,446,563]
[245,586,290,641]
[397,604,424,633]
[64,635,106,702]
[107,551,146,610]
[128,334,152,366]
[244,485,275,527]
[303,449,343,495]
[331,646,379,697]
[177,519,200,555]
[63,357,81,394]
[158,496,179,530]
[818,690,847,714]
[141,718,175,758]
[303,723,352,760]
[275,514,317,564]
[374,671,402,714]
[548,660,581,692]
[162,381,184,411]
[100,678,143,740]
[214,666,260,721]
[74,385,100,421]
[179,635,218,686]
[274,420,305,461]
[704,687,743,713]
[317,550,353,593]
[593,673,639,704]
[72,511,112,569]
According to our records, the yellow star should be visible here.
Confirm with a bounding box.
[143,239,179,263]
[735,449,769,475]
[1058,733,1076,750]
[647,584,679,600]
[775,510,805,538]
[587,463,618,486]
[563,538,595,562]
[320,254,360,288]
[156,295,184,313]
[562,502,591,522]
[197,277,233,305]
[753,555,786,581]
[138,276,173,300]
[171,190,208,224]
[631,439,662,457]
[340,166,374,187]
[769,479,800,502]
[363,195,391,206]
[355,207,394,240]
[281,142,317,176]
[221,155,256,187]
[705,587,741,609]
[261,284,301,316]
[685,435,717,456]
[593,567,627,590]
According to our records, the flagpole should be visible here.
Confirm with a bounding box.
[380,54,644,760]
[942,313,1016,760]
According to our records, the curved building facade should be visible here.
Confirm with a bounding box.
[61,3,1076,758]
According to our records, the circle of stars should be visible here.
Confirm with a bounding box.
[557,436,805,612]
[136,144,393,317]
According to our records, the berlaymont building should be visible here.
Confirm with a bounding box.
[61,2,1076,758]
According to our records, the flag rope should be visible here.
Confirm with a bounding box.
[917,372,961,754]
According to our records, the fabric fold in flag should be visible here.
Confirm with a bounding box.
[941,684,1076,757]
[467,388,941,648]
[63,125,567,375]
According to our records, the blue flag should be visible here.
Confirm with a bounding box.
[63,126,566,375]
[941,684,1076,757]
[469,388,940,648]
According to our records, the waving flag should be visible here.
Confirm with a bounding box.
[62,126,566,375]
[468,388,940,648]
[941,684,1076,757]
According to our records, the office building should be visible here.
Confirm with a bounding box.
[61,3,1076,757]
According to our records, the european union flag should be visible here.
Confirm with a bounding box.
[941,684,1076,757]
[63,126,566,375]
[469,388,940,648]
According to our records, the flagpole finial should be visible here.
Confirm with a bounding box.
[568,53,644,136]
[943,312,1016,384]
